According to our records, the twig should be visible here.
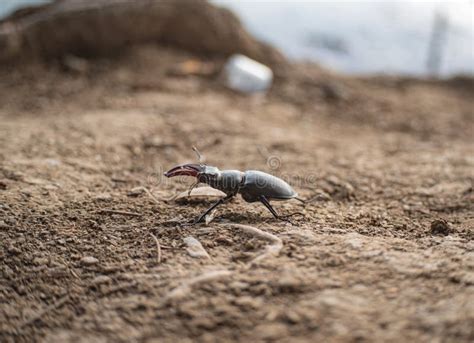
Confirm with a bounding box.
[192,146,204,163]
[149,232,162,263]
[131,186,162,204]
[98,209,142,217]
[19,294,70,329]
[221,223,283,264]
[140,187,161,205]
[163,270,233,303]
[111,177,129,183]
[205,211,216,225]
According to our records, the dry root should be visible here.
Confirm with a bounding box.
[163,270,233,303]
[149,232,162,264]
[222,223,283,264]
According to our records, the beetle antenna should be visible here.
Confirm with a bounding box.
[192,146,204,163]
[294,197,306,204]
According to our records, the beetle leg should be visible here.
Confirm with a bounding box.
[193,194,234,224]
[187,180,199,196]
[259,195,280,219]
[259,195,303,223]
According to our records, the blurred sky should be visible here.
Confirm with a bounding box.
[2,0,473,77]
[215,0,473,76]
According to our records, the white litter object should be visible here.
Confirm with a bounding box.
[223,54,273,93]
[183,236,210,259]
[175,186,226,201]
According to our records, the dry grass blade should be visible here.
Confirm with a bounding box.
[149,232,162,263]
[98,209,142,217]
[131,186,161,205]
[205,211,216,225]
[192,145,205,163]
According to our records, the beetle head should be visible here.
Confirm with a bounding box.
[164,164,221,184]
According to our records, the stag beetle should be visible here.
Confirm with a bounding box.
[164,162,303,223]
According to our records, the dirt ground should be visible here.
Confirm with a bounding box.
[0,46,473,342]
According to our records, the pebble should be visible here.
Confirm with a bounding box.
[128,187,145,197]
[234,295,262,309]
[33,257,49,265]
[183,236,210,259]
[91,275,112,286]
[430,219,452,236]
[45,159,61,167]
[256,323,288,340]
[81,256,99,266]
[7,245,21,255]
[94,193,112,201]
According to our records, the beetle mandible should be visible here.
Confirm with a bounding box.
[164,162,303,223]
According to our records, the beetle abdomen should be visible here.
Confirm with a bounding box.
[240,170,297,201]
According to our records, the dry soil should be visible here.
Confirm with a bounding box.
[0,46,473,342]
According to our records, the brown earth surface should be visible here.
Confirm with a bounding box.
[0,46,473,342]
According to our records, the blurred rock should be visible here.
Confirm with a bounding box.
[91,275,112,286]
[183,236,210,259]
[0,0,286,68]
[320,81,349,102]
[81,256,99,266]
[430,219,453,236]
[62,55,89,74]
[175,187,226,202]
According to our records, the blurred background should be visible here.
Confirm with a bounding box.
[2,0,473,77]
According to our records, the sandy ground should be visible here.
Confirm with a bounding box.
[0,46,473,342]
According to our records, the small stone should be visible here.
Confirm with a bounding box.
[320,82,349,102]
[234,296,262,309]
[276,276,304,292]
[183,236,210,259]
[33,257,49,265]
[94,193,112,201]
[7,245,21,255]
[430,219,452,236]
[293,253,306,260]
[15,285,27,295]
[91,275,111,286]
[256,323,288,340]
[312,190,331,202]
[175,186,226,202]
[229,281,250,290]
[215,236,233,245]
[62,55,89,74]
[128,187,145,197]
[345,235,364,249]
[45,159,61,167]
[81,256,99,266]
[284,310,302,324]
[191,317,216,330]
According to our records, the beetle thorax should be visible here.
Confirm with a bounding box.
[200,169,243,195]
